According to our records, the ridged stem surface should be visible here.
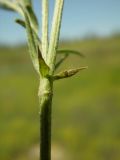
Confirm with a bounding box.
[38,78,53,160]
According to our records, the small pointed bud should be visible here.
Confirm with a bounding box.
[53,66,88,80]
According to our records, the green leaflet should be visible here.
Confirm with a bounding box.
[15,18,41,52]
[0,0,23,15]
[57,49,85,58]
[20,5,39,74]
[53,66,88,80]
[0,1,40,73]
[15,19,26,28]
[21,0,32,6]
[55,49,85,70]
[26,5,39,33]
[38,47,50,77]
[55,54,69,70]
[20,0,39,33]
[0,0,38,33]
[0,1,16,11]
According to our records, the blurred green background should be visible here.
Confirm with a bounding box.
[0,35,120,160]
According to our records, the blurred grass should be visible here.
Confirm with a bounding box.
[0,36,120,160]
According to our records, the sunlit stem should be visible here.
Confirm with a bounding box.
[47,0,64,73]
[42,0,49,61]
[38,77,53,160]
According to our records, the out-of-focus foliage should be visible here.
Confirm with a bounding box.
[0,36,120,160]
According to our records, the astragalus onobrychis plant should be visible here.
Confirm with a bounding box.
[0,0,87,160]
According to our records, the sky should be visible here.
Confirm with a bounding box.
[0,0,120,45]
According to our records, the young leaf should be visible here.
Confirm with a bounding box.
[15,19,26,28]
[20,5,39,73]
[15,18,41,50]
[53,66,88,80]
[57,49,85,58]
[55,54,69,70]
[0,0,15,11]
[20,0,39,34]
[21,0,32,6]
[38,47,50,77]
[0,0,23,15]
[55,49,85,70]
[26,5,39,33]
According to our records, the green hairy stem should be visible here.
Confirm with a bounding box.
[38,78,53,160]
[42,0,49,61]
[0,0,87,160]
[47,0,64,73]
[39,1,64,158]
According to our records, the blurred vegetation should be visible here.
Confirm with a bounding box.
[0,36,120,160]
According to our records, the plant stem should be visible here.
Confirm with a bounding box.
[39,1,64,159]
[38,78,53,160]
[47,0,64,74]
[42,0,49,61]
